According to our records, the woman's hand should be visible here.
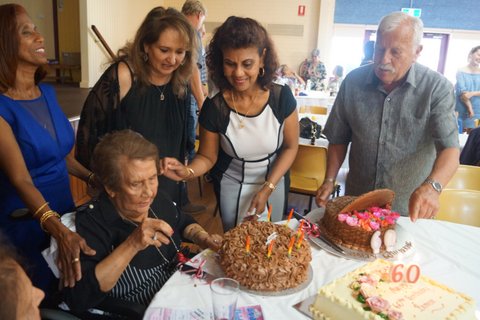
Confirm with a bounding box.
[54,229,96,288]
[127,218,173,252]
[161,157,189,181]
[247,187,271,217]
[202,234,223,252]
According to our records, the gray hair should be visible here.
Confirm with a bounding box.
[181,0,206,16]
[377,12,423,50]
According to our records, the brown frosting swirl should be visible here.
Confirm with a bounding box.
[219,221,312,291]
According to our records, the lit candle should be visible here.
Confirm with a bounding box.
[297,220,304,237]
[245,235,251,254]
[267,204,272,222]
[287,235,296,256]
[296,230,304,249]
[285,208,294,226]
[267,239,275,258]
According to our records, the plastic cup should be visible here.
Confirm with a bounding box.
[210,278,239,320]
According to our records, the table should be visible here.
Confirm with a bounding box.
[145,217,480,319]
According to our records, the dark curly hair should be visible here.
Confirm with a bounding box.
[206,16,279,91]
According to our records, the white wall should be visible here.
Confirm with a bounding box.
[79,0,161,88]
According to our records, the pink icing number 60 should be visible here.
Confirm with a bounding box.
[390,264,421,283]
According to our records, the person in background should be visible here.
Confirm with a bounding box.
[0,3,95,293]
[64,130,222,314]
[360,40,375,66]
[460,126,480,166]
[181,0,208,214]
[327,65,344,95]
[455,45,480,133]
[164,17,299,231]
[275,64,305,93]
[0,232,45,320]
[299,48,327,91]
[315,12,459,221]
[75,7,196,209]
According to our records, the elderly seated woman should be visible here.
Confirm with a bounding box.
[63,130,222,314]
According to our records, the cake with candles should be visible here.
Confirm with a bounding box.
[309,259,475,320]
[219,220,312,291]
[319,189,400,254]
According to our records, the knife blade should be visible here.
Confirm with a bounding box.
[293,211,346,255]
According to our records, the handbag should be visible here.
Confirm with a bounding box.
[299,117,323,139]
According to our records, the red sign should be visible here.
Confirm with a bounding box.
[298,5,306,16]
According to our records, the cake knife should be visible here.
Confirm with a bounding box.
[292,211,346,255]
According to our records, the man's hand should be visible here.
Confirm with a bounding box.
[408,184,440,222]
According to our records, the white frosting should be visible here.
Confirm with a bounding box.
[309,259,475,320]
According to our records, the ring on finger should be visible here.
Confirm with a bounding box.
[153,232,158,241]
[71,257,80,264]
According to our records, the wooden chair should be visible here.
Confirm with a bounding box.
[445,165,480,191]
[437,189,480,227]
[298,105,328,115]
[289,144,327,212]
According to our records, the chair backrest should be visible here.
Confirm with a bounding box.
[445,165,480,191]
[290,144,327,183]
[298,105,327,115]
[437,189,480,227]
[474,118,480,128]
[62,52,80,66]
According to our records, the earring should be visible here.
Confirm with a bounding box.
[143,52,149,62]
[259,67,265,77]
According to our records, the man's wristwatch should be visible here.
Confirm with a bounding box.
[423,178,443,193]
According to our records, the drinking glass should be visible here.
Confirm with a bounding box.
[210,277,239,320]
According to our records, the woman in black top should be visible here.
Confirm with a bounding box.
[76,7,197,204]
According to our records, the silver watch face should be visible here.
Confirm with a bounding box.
[432,181,442,192]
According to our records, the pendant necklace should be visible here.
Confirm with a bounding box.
[121,208,184,265]
[230,90,258,129]
[154,84,167,101]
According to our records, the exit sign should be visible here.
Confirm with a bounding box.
[401,8,422,17]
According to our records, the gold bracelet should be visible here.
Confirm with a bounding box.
[263,181,276,191]
[87,172,95,188]
[186,167,195,179]
[33,202,49,218]
[324,178,335,184]
[40,210,61,232]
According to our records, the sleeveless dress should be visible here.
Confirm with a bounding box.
[199,84,296,231]
[0,83,75,291]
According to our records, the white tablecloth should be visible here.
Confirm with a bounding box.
[145,217,480,319]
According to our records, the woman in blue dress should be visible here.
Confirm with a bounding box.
[0,4,95,293]
[164,17,299,231]
[455,45,480,131]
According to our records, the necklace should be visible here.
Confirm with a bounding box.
[230,90,258,129]
[122,208,181,265]
[154,84,167,101]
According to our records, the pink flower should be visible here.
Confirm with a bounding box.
[358,274,380,286]
[338,213,348,222]
[366,296,390,313]
[369,221,380,230]
[388,309,404,320]
[346,216,358,226]
[359,283,377,298]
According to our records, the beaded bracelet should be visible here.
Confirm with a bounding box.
[33,202,49,218]
[39,210,61,232]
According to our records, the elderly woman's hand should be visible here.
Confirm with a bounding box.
[161,157,190,181]
[203,234,223,252]
[55,228,96,288]
[127,218,174,252]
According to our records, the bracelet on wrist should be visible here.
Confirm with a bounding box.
[184,167,195,180]
[87,172,95,188]
[33,202,49,218]
[324,177,335,184]
[263,181,276,191]
[39,210,61,232]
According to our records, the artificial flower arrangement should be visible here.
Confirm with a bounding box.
[350,272,404,320]
[337,206,400,232]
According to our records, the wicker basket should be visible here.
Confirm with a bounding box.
[319,189,396,252]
